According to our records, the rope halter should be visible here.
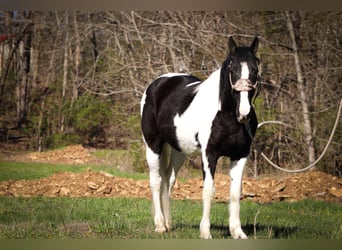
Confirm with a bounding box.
[231,78,258,92]
[228,60,261,102]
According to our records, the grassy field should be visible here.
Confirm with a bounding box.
[0,161,341,239]
[0,161,148,181]
[1,197,341,239]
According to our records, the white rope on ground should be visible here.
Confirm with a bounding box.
[248,98,342,173]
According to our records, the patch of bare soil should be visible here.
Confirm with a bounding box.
[0,169,341,203]
[173,171,342,203]
[0,144,341,203]
[4,144,102,165]
[0,169,150,199]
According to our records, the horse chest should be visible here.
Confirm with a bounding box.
[206,112,253,158]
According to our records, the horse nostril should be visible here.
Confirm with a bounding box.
[237,115,250,123]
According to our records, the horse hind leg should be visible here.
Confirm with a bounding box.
[147,142,185,233]
[168,148,186,194]
[146,144,167,233]
[160,148,186,231]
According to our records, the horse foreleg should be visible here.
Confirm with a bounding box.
[200,155,216,239]
[229,157,248,239]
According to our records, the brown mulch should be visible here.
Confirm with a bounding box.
[4,144,101,165]
[0,144,341,203]
[0,169,341,203]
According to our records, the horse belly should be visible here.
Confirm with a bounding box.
[177,133,200,155]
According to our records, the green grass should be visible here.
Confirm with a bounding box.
[0,197,341,239]
[0,161,341,239]
[0,161,148,181]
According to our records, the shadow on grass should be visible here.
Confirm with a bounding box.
[172,223,298,239]
[242,224,298,239]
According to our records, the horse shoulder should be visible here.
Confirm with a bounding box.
[173,70,223,154]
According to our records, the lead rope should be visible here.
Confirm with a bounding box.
[245,98,342,173]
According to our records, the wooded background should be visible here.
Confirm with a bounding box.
[0,11,341,176]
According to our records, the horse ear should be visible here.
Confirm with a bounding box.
[250,36,259,54]
[228,36,237,55]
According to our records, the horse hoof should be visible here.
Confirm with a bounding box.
[155,226,167,233]
[230,227,248,239]
[200,231,212,239]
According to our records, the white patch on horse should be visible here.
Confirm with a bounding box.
[173,69,221,155]
[145,145,166,232]
[140,90,147,116]
[239,91,250,117]
[229,157,248,239]
[240,62,249,79]
[238,62,251,119]
[186,81,201,88]
[160,73,189,78]
[200,153,215,239]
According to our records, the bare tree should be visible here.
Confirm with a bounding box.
[37,12,61,152]
[17,12,33,128]
[284,11,316,166]
[0,11,340,174]
[60,12,70,133]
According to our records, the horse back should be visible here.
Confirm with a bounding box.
[141,74,201,153]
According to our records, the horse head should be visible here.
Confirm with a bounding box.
[226,36,260,123]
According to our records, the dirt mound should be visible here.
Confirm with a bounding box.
[0,169,341,203]
[0,169,150,199]
[1,144,341,203]
[5,145,101,165]
[173,171,342,203]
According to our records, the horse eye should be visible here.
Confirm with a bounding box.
[249,71,257,78]
[231,71,238,77]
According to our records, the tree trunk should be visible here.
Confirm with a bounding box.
[17,14,32,128]
[0,12,22,109]
[90,30,98,64]
[70,11,80,110]
[37,12,60,152]
[285,11,316,167]
[60,12,69,133]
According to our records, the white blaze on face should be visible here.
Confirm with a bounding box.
[239,62,251,119]
[240,62,249,79]
[239,91,250,117]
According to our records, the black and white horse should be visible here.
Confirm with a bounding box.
[140,36,260,239]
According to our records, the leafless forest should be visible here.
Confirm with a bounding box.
[0,11,341,176]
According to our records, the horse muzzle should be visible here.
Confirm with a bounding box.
[237,114,250,123]
[236,91,251,123]
[232,79,256,92]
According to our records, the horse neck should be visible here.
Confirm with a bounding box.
[219,61,235,111]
